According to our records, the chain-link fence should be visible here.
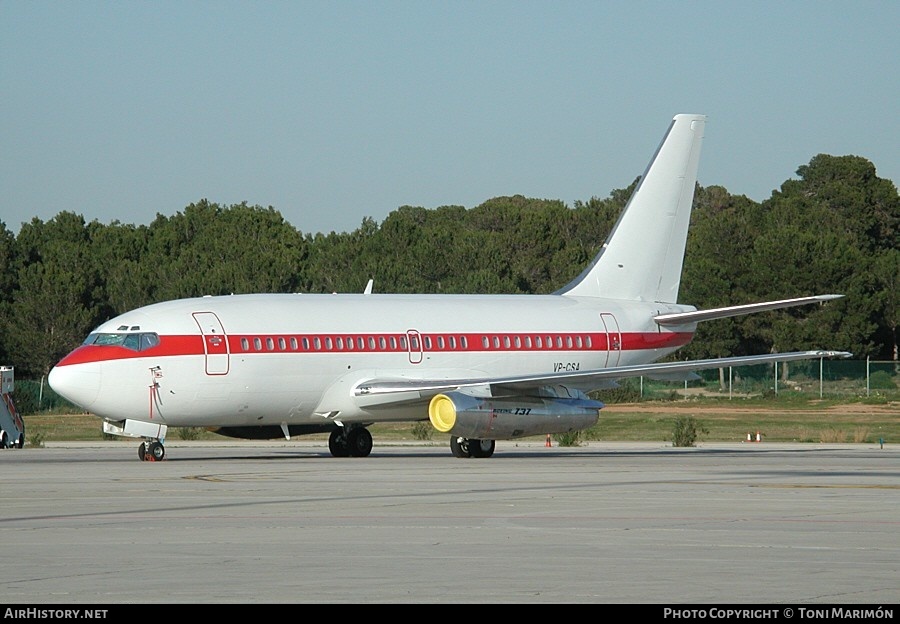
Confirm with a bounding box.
[627,358,900,401]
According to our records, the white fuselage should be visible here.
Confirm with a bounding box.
[48,292,694,429]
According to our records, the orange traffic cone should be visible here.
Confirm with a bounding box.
[756,431,761,443]
[545,434,552,447]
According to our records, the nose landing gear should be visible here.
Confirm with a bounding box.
[138,439,166,462]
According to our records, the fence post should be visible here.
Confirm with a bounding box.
[819,357,823,399]
[866,356,870,398]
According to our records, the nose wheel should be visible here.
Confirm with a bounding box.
[138,440,166,461]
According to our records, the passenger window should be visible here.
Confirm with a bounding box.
[290,337,298,350]
[278,337,286,350]
[266,337,275,350]
[302,337,310,350]
[460,336,468,349]
[482,336,489,349]
[241,338,249,351]
[325,337,333,350]
[424,336,432,349]
[254,337,262,351]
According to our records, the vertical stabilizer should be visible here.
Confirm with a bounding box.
[556,114,705,302]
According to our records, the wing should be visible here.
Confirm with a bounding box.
[354,350,853,401]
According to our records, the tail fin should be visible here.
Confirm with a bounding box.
[556,113,705,303]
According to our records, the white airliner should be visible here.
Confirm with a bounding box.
[48,114,850,461]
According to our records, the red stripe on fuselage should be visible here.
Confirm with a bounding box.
[54,331,693,365]
[54,335,202,366]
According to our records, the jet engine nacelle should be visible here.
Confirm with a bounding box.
[428,391,603,440]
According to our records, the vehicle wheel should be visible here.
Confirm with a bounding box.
[15,433,24,449]
[347,428,373,457]
[469,439,495,458]
[450,436,471,458]
[328,429,350,457]
[148,441,165,461]
[0,429,8,449]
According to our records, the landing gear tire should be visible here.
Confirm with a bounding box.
[347,428,373,457]
[138,440,166,461]
[148,441,165,461]
[0,429,8,449]
[469,439,495,458]
[328,429,350,457]
[450,436,471,458]
[328,428,373,457]
[16,432,24,449]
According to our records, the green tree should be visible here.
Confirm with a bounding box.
[142,200,307,301]
[0,221,20,365]
[4,213,101,376]
[751,155,897,359]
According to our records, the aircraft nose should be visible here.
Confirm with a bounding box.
[48,363,101,410]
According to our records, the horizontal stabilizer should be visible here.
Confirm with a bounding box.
[654,294,844,326]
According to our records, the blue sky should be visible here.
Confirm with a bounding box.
[2,1,898,236]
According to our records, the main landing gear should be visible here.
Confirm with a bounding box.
[328,426,373,457]
[138,439,166,462]
[450,436,496,458]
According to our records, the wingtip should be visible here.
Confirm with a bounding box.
[815,350,853,358]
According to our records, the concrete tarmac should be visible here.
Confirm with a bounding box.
[0,439,897,604]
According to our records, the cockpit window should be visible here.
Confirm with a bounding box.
[83,332,160,352]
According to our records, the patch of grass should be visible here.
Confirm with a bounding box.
[672,416,708,447]
[177,427,204,441]
[411,421,433,440]
[553,431,583,447]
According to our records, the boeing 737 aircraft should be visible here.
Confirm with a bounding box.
[48,114,850,461]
